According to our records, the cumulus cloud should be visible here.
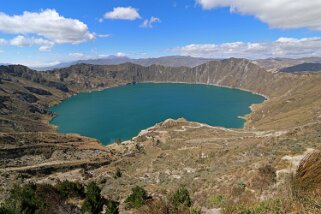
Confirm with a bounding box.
[0,9,95,44]
[104,7,141,20]
[10,35,54,51]
[196,0,321,31]
[140,17,161,28]
[0,9,99,51]
[171,37,321,59]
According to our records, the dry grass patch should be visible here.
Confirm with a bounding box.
[292,150,321,197]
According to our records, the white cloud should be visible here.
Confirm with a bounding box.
[0,9,95,46]
[140,16,161,28]
[104,7,141,20]
[0,38,7,45]
[196,0,321,31]
[97,34,111,38]
[20,60,61,68]
[171,37,321,59]
[10,35,54,51]
[69,52,85,59]
[38,46,52,52]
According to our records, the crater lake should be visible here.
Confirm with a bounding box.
[50,83,265,145]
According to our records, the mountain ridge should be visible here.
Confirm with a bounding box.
[34,55,217,70]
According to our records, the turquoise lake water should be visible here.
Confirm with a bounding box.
[50,83,265,145]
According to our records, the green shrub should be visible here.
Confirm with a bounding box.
[105,199,119,214]
[4,183,39,214]
[113,168,122,179]
[209,195,224,206]
[56,180,85,198]
[171,186,192,208]
[125,186,149,209]
[1,182,121,214]
[191,207,202,214]
[0,205,10,214]
[82,182,104,214]
[1,183,68,214]
[232,182,246,196]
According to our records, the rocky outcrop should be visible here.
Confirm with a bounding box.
[14,91,38,103]
[24,87,52,96]
[0,96,9,109]
[47,81,69,92]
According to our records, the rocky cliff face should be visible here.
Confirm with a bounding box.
[47,58,295,98]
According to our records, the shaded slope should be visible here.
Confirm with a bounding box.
[280,63,321,73]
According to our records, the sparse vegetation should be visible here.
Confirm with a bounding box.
[208,195,224,207]
[250,165,276,192]
[135,143,146,154]
[105,199,119,214]
[82,182,104,214]
[0,181,119,214]
[222,151,321,213]
[171,186,192,208]
[231,182,246,196]
[56,180,85,198]
[125,186,149,209]
[0,183,77,214]
[1,183,40,214]
[139,197,169,214]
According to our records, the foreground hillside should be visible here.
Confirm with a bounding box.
[1,58,321,213]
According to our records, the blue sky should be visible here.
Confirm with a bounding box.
[1,0,321,67]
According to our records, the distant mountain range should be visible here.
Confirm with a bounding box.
[33,56,216,70]
[254,57,321,72]
[6,56,321,73]
[280,63,321,73]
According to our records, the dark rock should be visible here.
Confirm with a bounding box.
[24,86,52,96]
[0,65,46,83]
[15,91,38,103]
[0,135,15,144]
[47,81,69,92]
[29,105,48,114]
[0,96,9,109]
